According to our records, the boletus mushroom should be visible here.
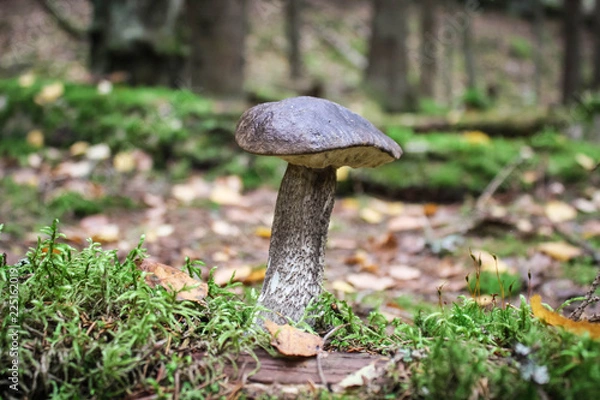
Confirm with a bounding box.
[235,96,402,325]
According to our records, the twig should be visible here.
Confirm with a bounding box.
[316,350,329,390]
[569,273,600,321]
[36,0,88,41]
[434,151,527,238]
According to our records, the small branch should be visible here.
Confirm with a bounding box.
[311,24,366,70]
[37,0,88,41]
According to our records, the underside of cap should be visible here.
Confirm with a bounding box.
[235,96,402,168]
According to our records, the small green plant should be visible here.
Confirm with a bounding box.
[509,36,533,59]
[462,87,491,111]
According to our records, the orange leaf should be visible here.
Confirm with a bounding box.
[531,295,600,339]
[138,259,208,303]
[264,320,324,357]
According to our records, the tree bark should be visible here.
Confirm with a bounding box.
[89,0,185,86]
[185,0,248,98]
[286,0,303,80]
[462,11,477,91]
[532,0,544,103]
[593,0,600,90]
[562,0,582,104]
[365,0,414,113]
[257,164,336,325]
[419,0,438,98]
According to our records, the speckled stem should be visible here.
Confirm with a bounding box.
[257,163,336,325]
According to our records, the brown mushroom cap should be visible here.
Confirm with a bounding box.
[235,96,402,169]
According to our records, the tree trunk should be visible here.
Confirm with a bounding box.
[419,0,438,98]
[441,1,456,107]
[562,0,582,104]
[593,0,600,90]
[185,0,248,98]
[532,0,544,103]
[286,0,303,81]
[89,0,185,86]
[365,0,414,113]
[462,11,477,91]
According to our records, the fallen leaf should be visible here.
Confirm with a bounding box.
[470,250,512,273]
[582,220,600,238]
[79,215,120,243]
[462,130,491,145]
[26,129,44,148]
[35,82,64,105]
[264,320,324,357]
[538,242,582,261]
[423,203,438,216]
[86,143,111,161]
[388,265,421,281]
[359,208,383,224]
[572,198,597,214]
[213,265,252,285]
[211,220,241,236]
[336,362,382,389]
[331,280,356,293]
[210,176,243,206]
[113,151,137,172]
[18,72,36,87]
[531,294,600,339]
[70,141,89,156]
[544,201,577,223]
[347,273,395,291]
[255,226,272,238]
[575,153,596,171]
[388,215,426,232]
[138,259,208,303]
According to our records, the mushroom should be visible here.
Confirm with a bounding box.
[235,96,402,325]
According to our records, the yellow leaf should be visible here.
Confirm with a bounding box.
[34,82,64,105]
[544,201,577,223]
[359,208,383,224]
[538,241,582,261]
[26,129,44,148]
[575,153,596,171]
[254,226,272,238]
[18,72,36,87]
[331,280,356,293]
[264,320,323,357]
[531,295,600,339]
[462,130,491,145]
[138,259,208,303]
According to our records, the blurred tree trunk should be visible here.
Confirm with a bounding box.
[462,12,476,91]
[365,0,414,112]
[532,0,544,103]
[286,0,303,81]
[593,0,600,90]
[89,0,185,86]
[419,0,438,98]
[442,1,456,107]
[185,0,248,98]
[562,0,582,104]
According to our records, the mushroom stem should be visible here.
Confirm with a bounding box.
[257,163,336,325]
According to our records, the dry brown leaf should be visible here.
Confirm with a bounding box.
[264,320,324,357]
[138,259,208,303]
[388,265,421,281]
[210,176,243,206]
[79,215,120,243]
[470,250,512,273]
[531,294,600,339]
[388,215,426,232]
[544,201,577,223]
[347,273,395,291]
[538,241,582,261]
